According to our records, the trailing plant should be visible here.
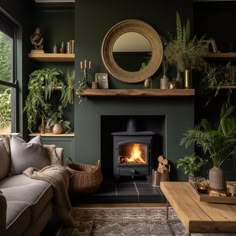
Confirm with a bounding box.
[180,103,236,168]
[76,79,87,104]
[177,155,207,176]
[61,69,75,107]
[164,11,210,73]
[24,68,63,132]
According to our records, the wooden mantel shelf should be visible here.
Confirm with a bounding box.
[28,53,75,62]
[206,52,236,58]
[78,89,195,97]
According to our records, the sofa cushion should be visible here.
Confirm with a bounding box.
[10,135,50,175]
[6,200,30,236]
[0,141,10,180]
[1,182,53,222]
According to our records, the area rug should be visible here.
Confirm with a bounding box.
[58,207,236,236]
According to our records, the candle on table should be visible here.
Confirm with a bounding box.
[89,61,91,69]
[84,60,87,69]
[80,61,83,70]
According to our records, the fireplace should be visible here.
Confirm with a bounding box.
[111,118,155,180]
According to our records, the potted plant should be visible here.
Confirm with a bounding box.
[46,105,72,134]
[177,155,207,182]
[164,11,210,86]
[180,103,236,190]
[24,68,68,132]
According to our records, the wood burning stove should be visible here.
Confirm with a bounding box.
[112,130,155,180]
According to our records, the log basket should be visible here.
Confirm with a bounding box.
[66,159,103,194]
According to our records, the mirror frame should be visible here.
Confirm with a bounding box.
[101,19,163,83]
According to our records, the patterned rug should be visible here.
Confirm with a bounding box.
[58,207,236,236]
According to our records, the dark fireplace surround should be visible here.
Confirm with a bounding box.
[76,97,194,181]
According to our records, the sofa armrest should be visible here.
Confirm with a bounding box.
[0,191,7,236]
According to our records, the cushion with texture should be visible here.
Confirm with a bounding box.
[10,136,50,175]
[0,141,10,180]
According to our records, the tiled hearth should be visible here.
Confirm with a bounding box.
[69,176,165,204]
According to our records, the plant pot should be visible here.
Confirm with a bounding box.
[209,166,226,191]
[52,123,63,134]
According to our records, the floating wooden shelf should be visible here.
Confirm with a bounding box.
[77,89,195,97]
[206,52,236,59]
[28,53,75,62]
[29,133,75,137]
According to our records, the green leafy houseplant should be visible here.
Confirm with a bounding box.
[180,104,236,168]
[164,11,210,73]
[177,155,207,177]
[24,68,72,133]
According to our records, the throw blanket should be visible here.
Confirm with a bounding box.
[23,165,74,226]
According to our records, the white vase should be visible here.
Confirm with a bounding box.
[160,74,169,89]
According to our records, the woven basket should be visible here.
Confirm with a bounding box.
[67,160,103,194]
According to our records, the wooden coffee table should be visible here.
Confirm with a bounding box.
[160,182,236,235]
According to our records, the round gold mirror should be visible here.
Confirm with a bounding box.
[101,19,163,83]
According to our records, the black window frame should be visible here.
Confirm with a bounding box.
[0,12,18,132]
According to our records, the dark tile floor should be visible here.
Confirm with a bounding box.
[70,176,166,204]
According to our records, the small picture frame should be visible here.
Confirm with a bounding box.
[95,73,109,89]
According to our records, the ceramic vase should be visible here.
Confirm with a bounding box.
[160,74,169,89]
[52,123,63,134]
[209,166,226,190]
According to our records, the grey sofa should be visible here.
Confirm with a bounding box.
[0,135,64,236]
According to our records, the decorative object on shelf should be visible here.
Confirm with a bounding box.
[168,81,176,89]
[80,59,91,82]
[95,73,109,89]
[59,41,65,53]
[91,81,98,89]
[30,27,44,52]
[180,103,236,191]
[164,11,210,81]
[184,69,191,89]
[177,155,207,182]
[52,123,63,134]
[53,44,57,53]
[66,40,75,54]
[101,19,163,83]
[144,78,152,88]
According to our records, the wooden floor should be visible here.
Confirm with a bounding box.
[73,203,167,208]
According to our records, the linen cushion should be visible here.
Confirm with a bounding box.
[0,141,10,180]
[10,136,50,175]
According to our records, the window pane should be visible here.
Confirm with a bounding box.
[0,31,13,82]
[0,85,12,134]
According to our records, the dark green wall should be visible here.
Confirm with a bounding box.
[74,0,194,181]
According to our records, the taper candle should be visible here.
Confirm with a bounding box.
[89,61,91,69]
[80,61,83,70]
[84,60,87,69]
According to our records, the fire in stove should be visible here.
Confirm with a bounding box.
[119,143,147,165]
